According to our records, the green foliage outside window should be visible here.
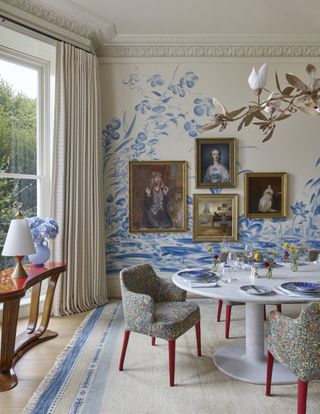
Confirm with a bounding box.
[0,79,37,269]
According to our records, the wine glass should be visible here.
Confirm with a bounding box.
[226,252,239,281]
[244,244,253,264]
[227,252,238,268]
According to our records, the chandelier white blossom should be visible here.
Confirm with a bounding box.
[201,64,320,142]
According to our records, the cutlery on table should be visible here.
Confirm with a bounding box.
[250,285,264,293]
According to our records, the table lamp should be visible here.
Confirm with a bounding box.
[2,209,36,279]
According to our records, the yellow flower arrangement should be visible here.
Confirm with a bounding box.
[283,243,304,271]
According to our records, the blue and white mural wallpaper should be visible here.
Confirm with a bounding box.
[103,66,320,276]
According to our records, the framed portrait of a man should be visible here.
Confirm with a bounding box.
[129,161,187,233]
[244,172,288,218]
[193,194,238,242]
[196,138,236,188]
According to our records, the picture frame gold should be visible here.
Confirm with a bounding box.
[193,194,238,242]
[244,172,288,218]
[129,160,187,233]
[196,138,236,189]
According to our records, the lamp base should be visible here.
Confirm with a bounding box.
[11,257,28,279]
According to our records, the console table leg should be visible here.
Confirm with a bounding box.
[27,282,42,333]
[37,273,59,334]
[0,298,20,391]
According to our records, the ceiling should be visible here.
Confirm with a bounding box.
[68,0,319,36]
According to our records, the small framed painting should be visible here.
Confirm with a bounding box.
[129,160,187,233]
[193,194,239,242]
[196,138,236,188]
[244,172,288,218]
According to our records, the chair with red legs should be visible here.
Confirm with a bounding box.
[119,264,201,386]
[217,300,282,338]
[266,302,320,414]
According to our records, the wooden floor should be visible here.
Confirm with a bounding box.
[0,311,88,414]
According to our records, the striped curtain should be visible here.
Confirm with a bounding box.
[51,42,108,315]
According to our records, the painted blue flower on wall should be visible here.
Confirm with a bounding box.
[103,67,320,276]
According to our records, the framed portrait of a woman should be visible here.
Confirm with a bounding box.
[196,138,236,188]
[129,161,187,233]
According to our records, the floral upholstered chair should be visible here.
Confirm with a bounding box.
[266,302,320,414]
[119,264,201,386]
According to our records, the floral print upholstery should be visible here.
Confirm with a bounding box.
[268,301,320,381]
[120,264,200,340]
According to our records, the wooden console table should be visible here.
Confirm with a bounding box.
[0,262,67,391]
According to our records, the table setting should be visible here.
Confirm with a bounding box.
[172,251,320,384]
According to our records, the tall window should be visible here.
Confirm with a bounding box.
[0,24,55,269]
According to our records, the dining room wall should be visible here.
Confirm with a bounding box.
[99,48,320,296]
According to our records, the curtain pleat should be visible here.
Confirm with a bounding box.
[51,42,108,316]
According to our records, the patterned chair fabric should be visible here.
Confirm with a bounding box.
[268,301,320,381]
[120,264,200,340]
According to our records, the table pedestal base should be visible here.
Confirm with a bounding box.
[214,339,296,384]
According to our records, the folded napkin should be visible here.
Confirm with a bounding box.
[274,286,320,298]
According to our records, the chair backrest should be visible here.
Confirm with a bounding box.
[298,301,320,335]
[120,264,158,298]
[293,301,320,380]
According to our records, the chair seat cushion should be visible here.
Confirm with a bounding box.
[150,301,200,341]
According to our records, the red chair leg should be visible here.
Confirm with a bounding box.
[297,380,308,414]
[168,339,176,386]
[217,299,223,322]
[119,330,130,371]
[266,351,274,396]
[225,304,232,338]
[264,305,267,321]
[276,304,282,312]
[152,336,156,346]
[195,321,201,356]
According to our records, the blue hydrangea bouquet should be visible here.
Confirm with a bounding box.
[27,217,59,243]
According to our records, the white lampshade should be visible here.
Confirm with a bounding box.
[2,218,36,256]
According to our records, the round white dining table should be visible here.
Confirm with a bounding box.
[172,262,320,385]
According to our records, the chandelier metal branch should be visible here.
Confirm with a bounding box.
[201,64,320,142]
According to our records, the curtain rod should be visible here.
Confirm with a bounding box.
[0,14,94,55]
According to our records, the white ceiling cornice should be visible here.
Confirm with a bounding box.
[98,34,320,59]
[0,0,116,52]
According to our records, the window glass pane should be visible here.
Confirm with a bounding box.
[0,59,37,174]
[0,177,37,269]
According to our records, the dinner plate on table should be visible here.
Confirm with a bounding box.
[240,285,272,295]
[177,269,217,281]
[281,281,320,293]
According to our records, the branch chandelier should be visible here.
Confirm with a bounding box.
[201,64,320,142]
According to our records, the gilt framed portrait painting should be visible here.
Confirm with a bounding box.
[129,161,187,233]
[196,138,236,189]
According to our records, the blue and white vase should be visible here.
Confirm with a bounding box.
[28,240,50,267]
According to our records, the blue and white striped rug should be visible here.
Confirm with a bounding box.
[23,301,318,414]
[23,302,123,414]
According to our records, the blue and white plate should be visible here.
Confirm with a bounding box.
[281,281,320,293]
[177,268,217,281]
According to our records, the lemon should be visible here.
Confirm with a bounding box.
[253,253,262,262]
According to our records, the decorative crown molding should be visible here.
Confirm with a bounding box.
[0,0,116,52]
[98,34,320,59]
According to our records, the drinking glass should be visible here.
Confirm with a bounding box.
[244,244,253,264]
[226,252,238,281]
